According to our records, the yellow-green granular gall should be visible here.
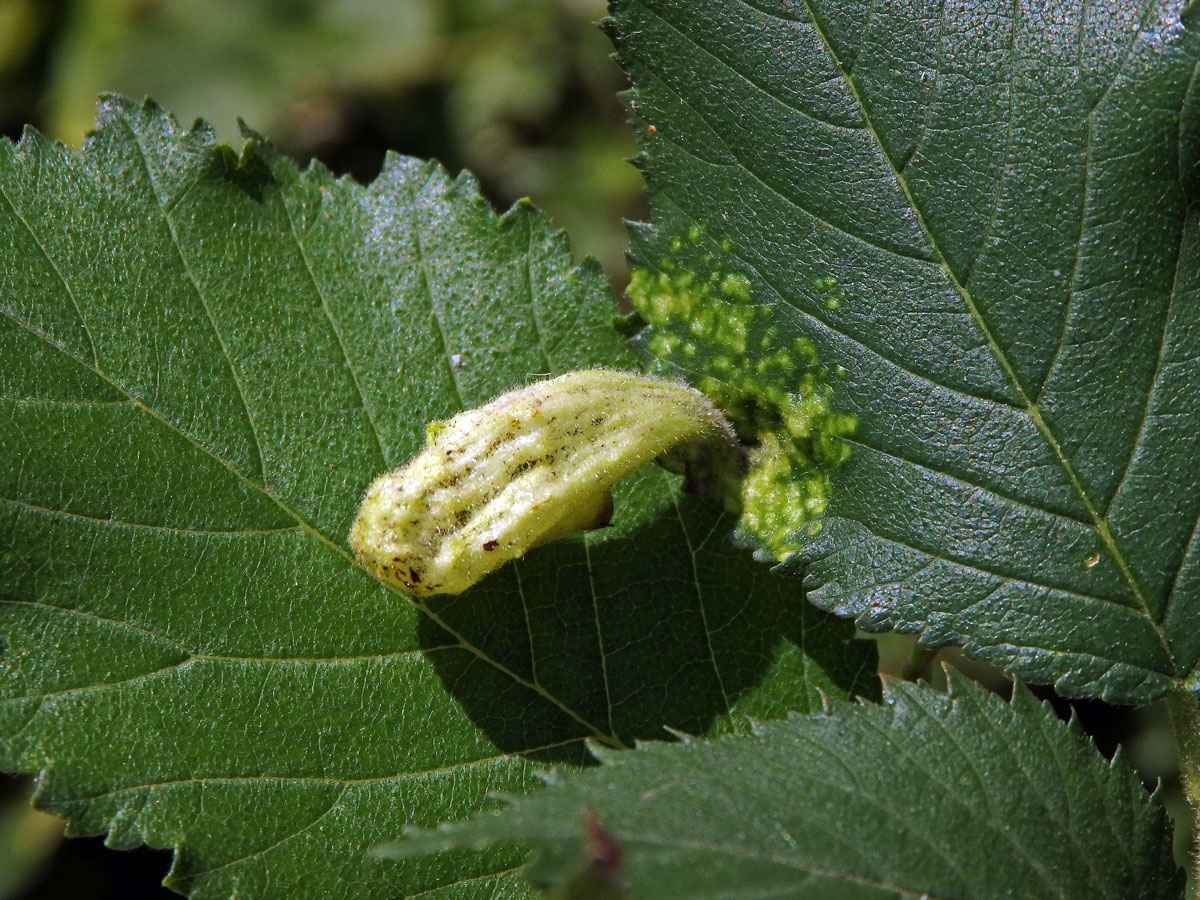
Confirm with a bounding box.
[814,274,846,311]
[627,229,856,560]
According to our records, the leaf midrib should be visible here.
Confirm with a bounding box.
[790,0,1178,674]
[44,741,585,812]
[0,132,623,752]
[280,184,389,471]
[5,305,620,746]
[0,167,100,369]
[628,0,1184,677]
[121,118,269,487]
[635,99,1023,411]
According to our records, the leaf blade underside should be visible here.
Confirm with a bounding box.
[611,0,1200,703]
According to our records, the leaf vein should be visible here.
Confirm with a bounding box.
[55,741,584,806]
[822,514,1166,628]
[282,189,389,470]
[959,3,1020,282]
[844,436,1095,530]
[1103,62,1197,540]
[1163,505,1200,634]
[0,397,131,408]
[893,0,951,174]
[3,658,195,704]
[407,168,467,411]
[671,493,732,713]
[0,173,100,367]
[119,118,267,485]
[1037,24,1096,402]
[852,702,1071,899]
[401,865,528,900]
[678,727,966,898]
[639,208,1025,413]
[0,597,193,656]
[411,594,626,749]
[795,0,1175,673]
[633,33,932,262]
[186,785,350,879]
[650,3,866,135]
[521,217,554,371]
[1028,687,1128,886]
[580,539,617,739]
[1,495,302,537]
[1085,1,1160,115]
[621,837,950,899]
[0,305,314,539]
[936,685,1103,895]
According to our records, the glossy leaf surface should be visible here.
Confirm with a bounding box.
[611,0,1200,703]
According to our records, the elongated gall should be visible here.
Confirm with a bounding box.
[349,369,737,596]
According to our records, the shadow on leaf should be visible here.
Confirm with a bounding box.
[417,469,876,764]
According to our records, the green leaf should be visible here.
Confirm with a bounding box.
[389,674,1183,900]
[0,97,875,899]
[610,0,1200,704]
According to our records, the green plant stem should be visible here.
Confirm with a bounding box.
[1168,688,1200,898]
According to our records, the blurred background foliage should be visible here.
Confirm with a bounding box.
[0,1,1188,896]
[0,0,644,287]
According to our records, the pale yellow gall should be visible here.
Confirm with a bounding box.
[349,369,737,596]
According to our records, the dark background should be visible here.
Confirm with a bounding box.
[0,0,644,288]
